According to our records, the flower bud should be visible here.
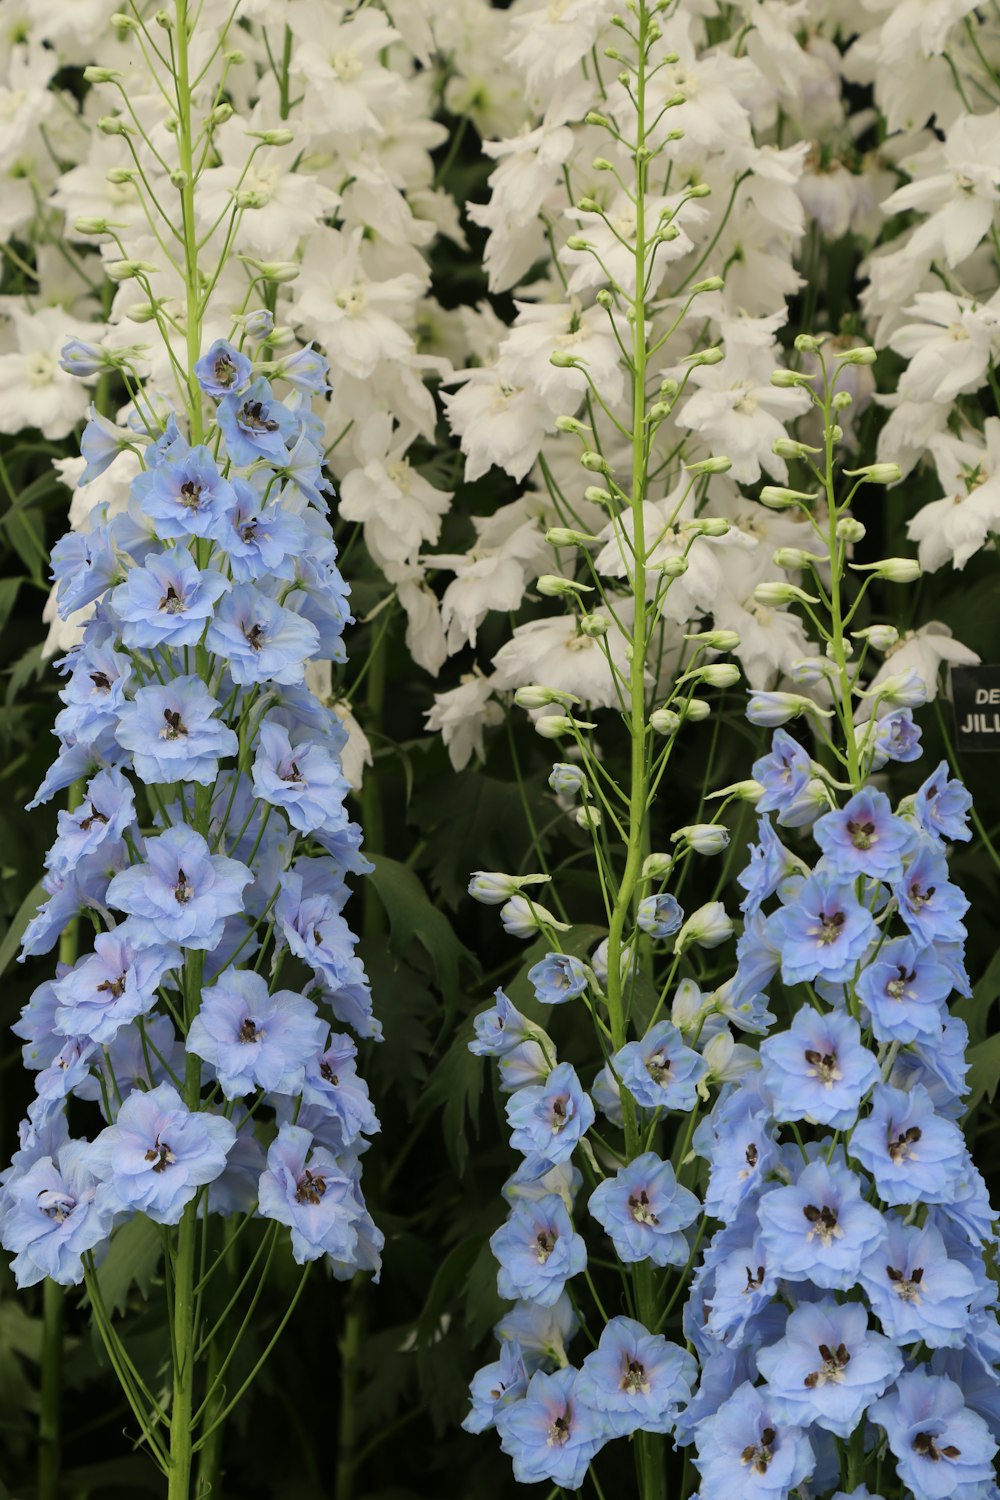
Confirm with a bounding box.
[592,156,614,171]
[836,345,877,366]
[759,486,816,510]
[844,463,902,484]
[549,350,580,369]
[705,779,763,803]
[650,708,680,735]
[565,235,592,252]
[689,276,724,294]
[654,555,688,577]
[579,612,609,637]
[584,112,609,127]
[74,216,112,236]
[244,309,274,339]
[583,485,612,505]
[59,340,111,377]
[752,581,819,606]
[514,685,580,709]
[98,115,130,136]
[684,629,740,651]
[84,66,122,83]
[533,715,574,739]
[105,259,158,281]
[575,805,601,830]
[836,516,865,542]
[468,871,551,905]
[501,896,570,940]
[772,546,825,570]
[545,528,598,547]
[746,691,832,727]
[853,624,899,650]
[674,901,733,953]
[849,557,921,582]
[788,655,835,687]
[687,182,711,198]
[772,437,820,458]
[595,289,614,309]
[860,668,928,709]
[536,574,593,598]
[794,333,825,353]
[248,128,295,146]
[685,698,711,722]
[770,369,816,388]
[682,346,724,367]
[154,8,173,26]
[209,103,234,126]
[831,390,853,411]
[642,852,674,880]
[580,450,609,472]
[549,763,587,797]
[240,257,300,282]
[683,455,731,475]
[671,824,730,854]
[685,662,741,688]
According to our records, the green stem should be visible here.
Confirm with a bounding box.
[38,1279,64,1500]
[334,1292,363,1500]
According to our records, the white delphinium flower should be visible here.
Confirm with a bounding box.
[908,422,1000,571]
[0,306,96,438]
[425,673,504,772]
[469,121,580,293]
[499,296,628,412]
[859,623,980,715]
[491,605,637,709]
[507,0,617,92]
[294,227,425,382]
[196,120,341,260]
[338,414,451,571]
[442,364,559,483]
[434,499,552,653]
[881,112,1000,268]
[288,4,402,138]
[890,290,1000,404]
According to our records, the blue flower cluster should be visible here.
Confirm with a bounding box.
[0,328,382,1288]
[682,721,1000,1499]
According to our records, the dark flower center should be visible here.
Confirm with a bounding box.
[535,1230,556,1263]
[887,1125,922,1162]
[887,1264,924,1301]
[847,818,876,850]
[97,974,127,1000]
[886,964,915,1001]
[745,1264,766,1292]
[802,1202,841,1244]
[745,1143,758,1168]
[628,1189,659,1226]
[161,708,187,740]
[621,1358,648,1394]
[817,909,846,945]
[90,670,112,692]
[281,761,305,784]
[645,1050,671,1085]
[174,868,194,904]
[547,1413,571,1447]
[179,480,203,509]
[159,583,186,615]
[214,353,238,386]
[295,1168,328,1205]
[144,1137,175,1173]
[741,1427,776,1474]
[243,621,266,651]
[320,1060,339,1084]
[803,1047,841,1085]
[240,399,279,433]
[804,1341,850,1387]
[909,881,936,909]
[551,1096,569,1130]
[913,1431,961,1462]
[240,518,258,542]
[238,1017,260,1043]
[78,803,108,832]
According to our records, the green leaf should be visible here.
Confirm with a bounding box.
[95,1216,163,1318]
[955,949,1000,1047]
[0,576,24,637]
[414,1237,481,1352]
[418,1027,485,1174]
[0,876,45,979]
[368,854,474,1008]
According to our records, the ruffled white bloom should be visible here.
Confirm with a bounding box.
[288,5,402,138]
[294,227,424,382]
[442,365,557,483]
[338,414,451,571]
[491,609,636,707]
[891,290,1000,405]
[424,673,504,771]
[882,112,1000,268]
[0,306,95,438]
[908,422,1000,570]
[860,623,980,715]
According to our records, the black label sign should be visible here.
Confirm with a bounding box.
[952,665,1000,751]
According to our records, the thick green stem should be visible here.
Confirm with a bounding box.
[38,1278,64,1500]
[334,1294,363,1500]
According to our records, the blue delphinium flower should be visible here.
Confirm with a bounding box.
[737,816,804,914]
[752,729,811,816]
[757,1157,885,1289]
[766,871,877,985]
[895,837,970,945]
[219,479,309,583]
[912,760,973,844]
[111,545,229,649]
[698,1092,779,1221]
[637,893,684,939]
[133,443,236,540]
[496,1366,608,1490]
[755,1299,902,1438]
[47,767,136,871]
[0,1142,111,1287]
[870,707,922,766]
[469,989,536,1058]
[114,677,239,785]
[194,337,252,397]
[51,927,179,1045]
[854,936,952,1044]
[186,969,325,1099]
[813,787,915,882]
[463,1339,529,1434]
[870,1370,997,1500]
[612,1020,708,1111]
[251,718,350,835]
[217,376,297,466]
[105,826,251,950]
[297,1035,380,1149]
[527,952,590,1004]
[759,1007,879,1129]
[588,1153,699,1267]
[205,584,320,686]
[575,1317,696,1436]
[693,1380,815,1497]
[491,1195,587,1307]
[506,1062,595,1164]
[88,1083,236,1225]
[257,1122,360,1264]
[849,1083,966,1206]
[859,1216,977,1348]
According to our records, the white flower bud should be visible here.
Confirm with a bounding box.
[579,613,610,637]
[580,450,609,473]
[836,345,877,366]
[98,116,130,136]
[675,901,733,953]
[575,805,602,830]
[687,662,741,689]
[670,824,729,854]
[501,896,570,939]
[772,437,821,458]
[555,415,588,435]
[685,517,729,537]
[684,629,740,651]
[650,708,680,735]
[682,455,731,475]
[533,715,574,739]
[836,516,865,543]
[689,276,724,294]
[849,557,921,582]
[583,486,612,506]
[514,685,580,710]
[773,547,825,570]
[831,390,853,411]
[844,463,902,484]
[468,871,551,905]
[753,581,819,607]
[700,1028,759,1088]
[641,853,674,879]
[705,779,764,803]
[655,555,689,577]
[682,346,724,367]
[536,575,593,598]
[770,369,816,388]
[240,257,300,283]
[685,699,711,722]
[105,259,159,281]
[853,624,899,651]
[759,486,817,510]
[545,528,599,547]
